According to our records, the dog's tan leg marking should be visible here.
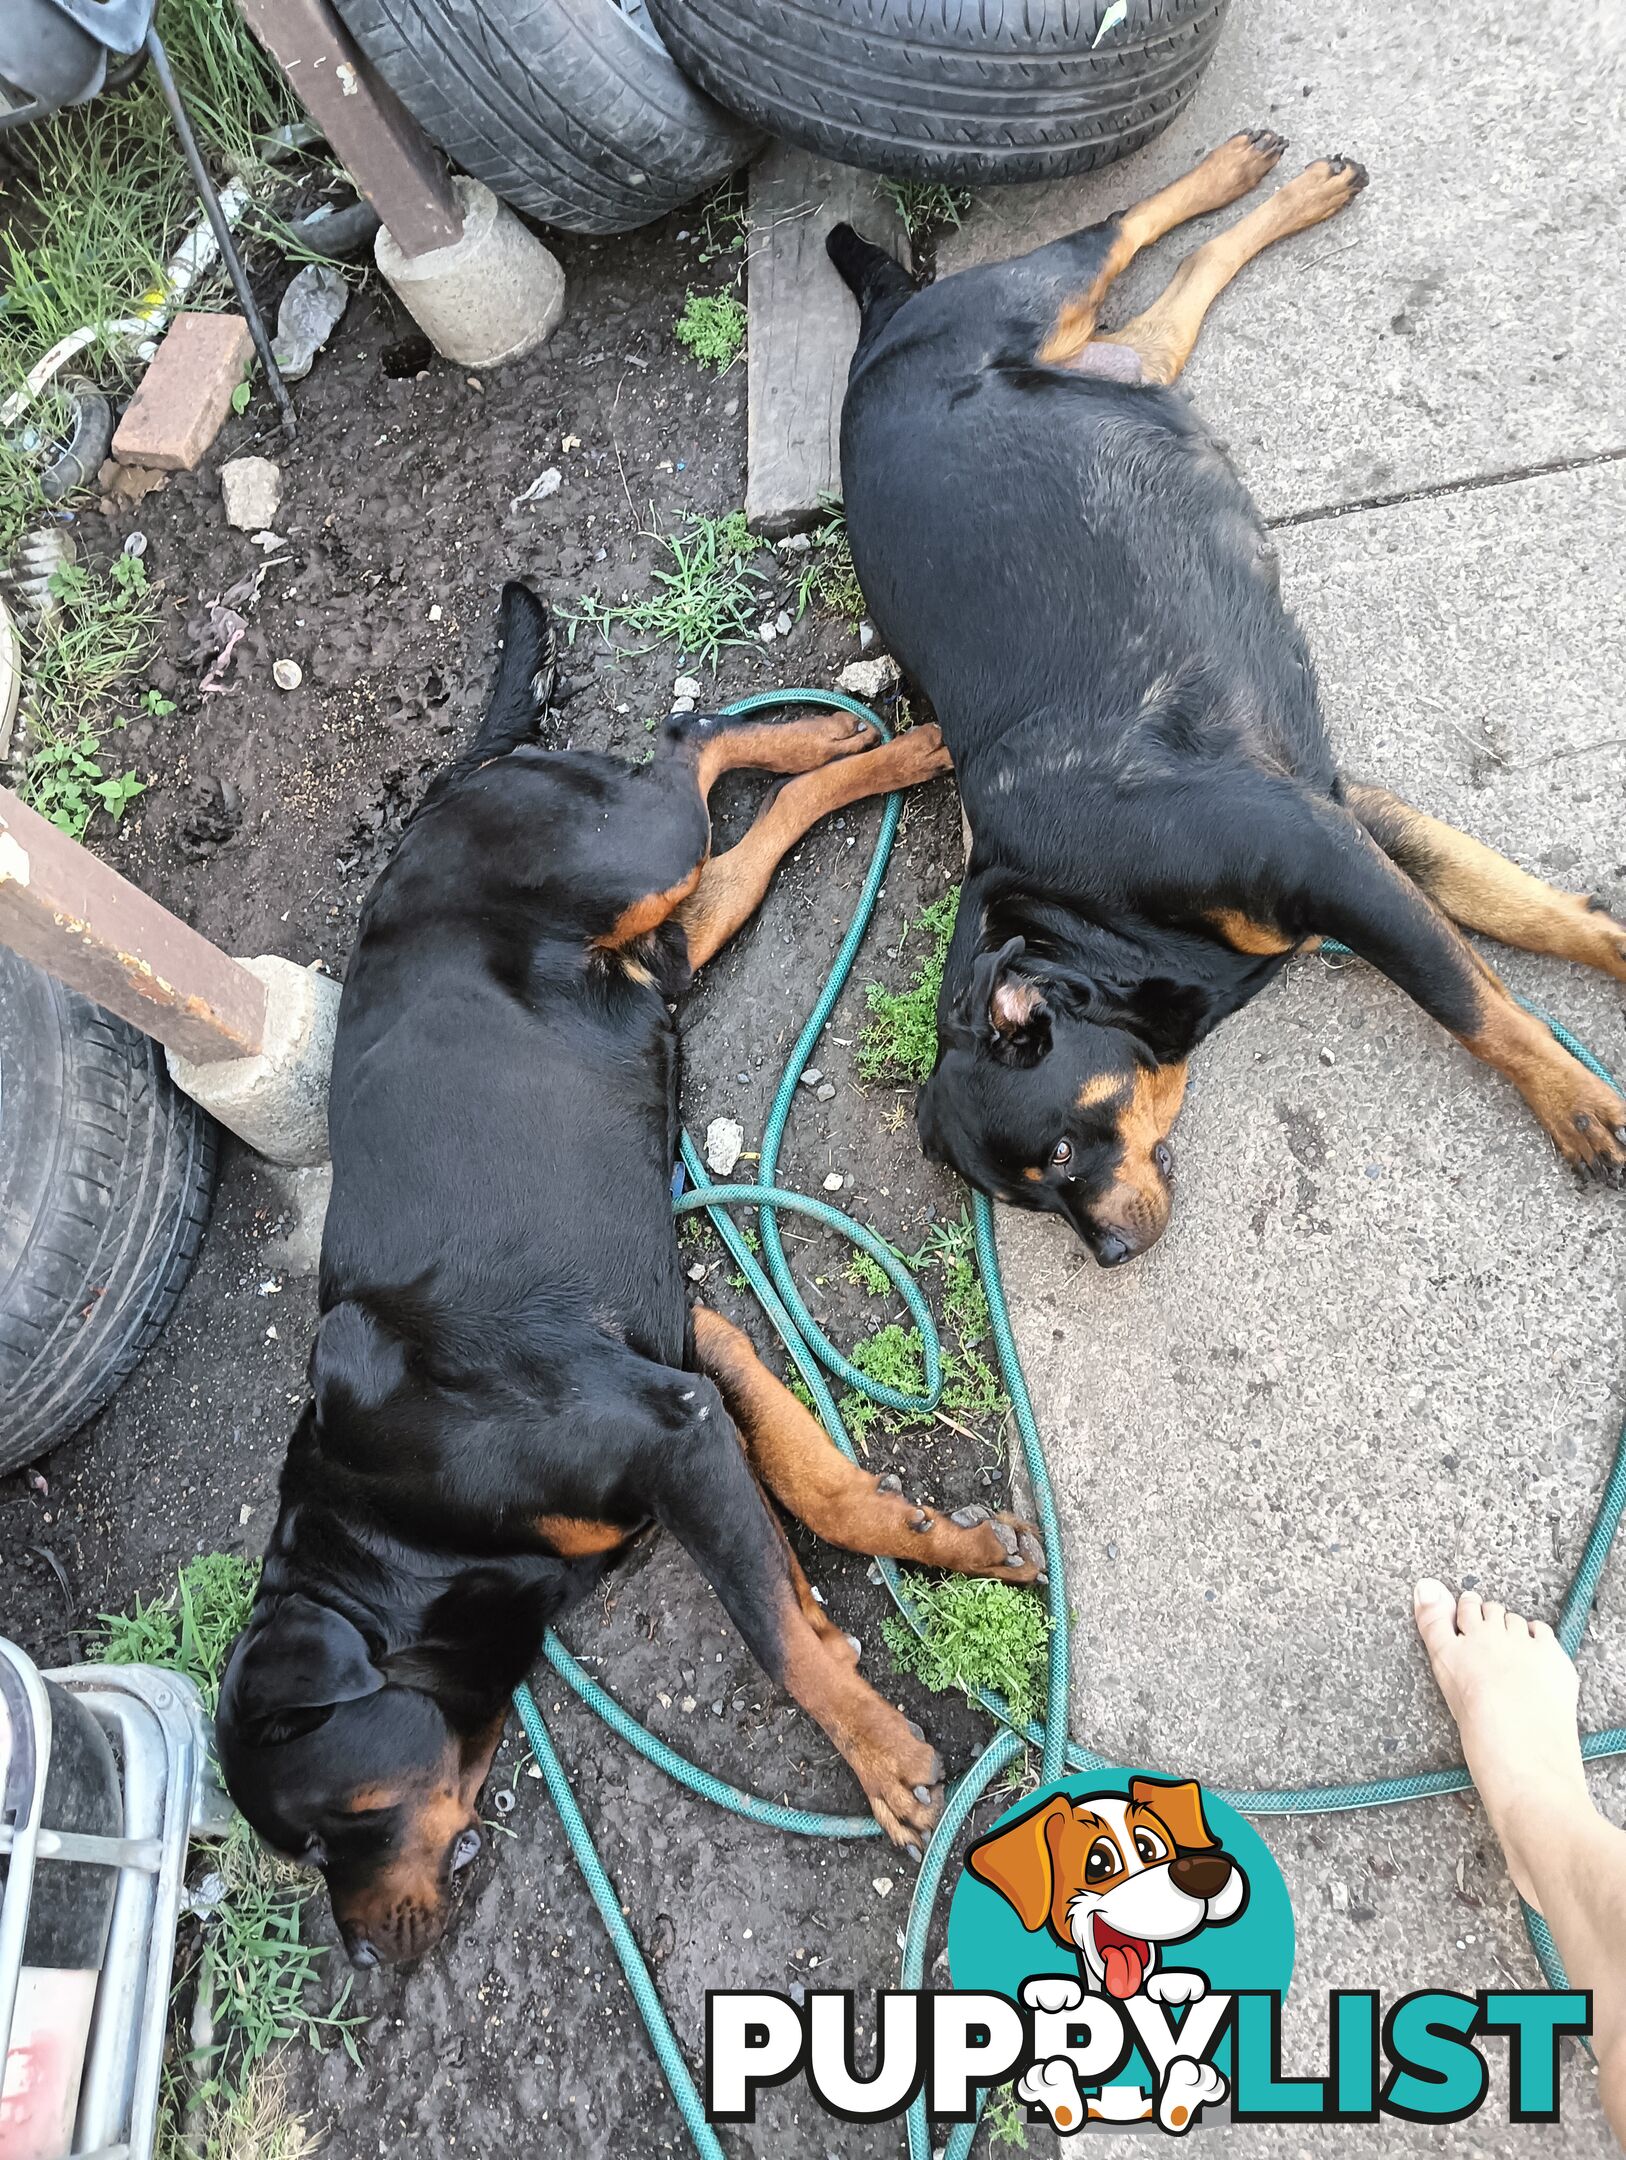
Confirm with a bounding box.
[691,710,877,796]
[534,1513,632,1556]
[1206,907,1300,955]
[1346,783,1626,982]
[691,1306,1043,1579]
[1036,130,1287,365]
[1457,963,1626,1173]
[676,725,952,969]
[594,861,706,950]
[1094,155,1368,384]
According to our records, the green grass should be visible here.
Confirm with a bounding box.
[878,179,975,244]
[568,509,770,670]
[98,1554,358,2149]
[985,2087,1031,2149]
[796,501,867,626]
[857,886,959,1084]
[883,1576,1050,1722]
[18,553,160,836]
[674,289,747,372]
[694,179,748,270]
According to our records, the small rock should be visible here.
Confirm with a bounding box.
[735,1070,750,1085]
[815,1083,836,1103]
[1330,1879,1351,1913]
[673,674,702,701]
[705,1117,745,1175]
[220,455,282,532]
[858,620,875,651]
[837,656,900,700]
[272,659,302,691]
[671,698,696,714]
[1320,1046,1336,1066]
[774,609,792,636]
[249,529,287,552]
[872,1877,893,1898]
[687,1261,707,1283]
[778,532,811,554]
[680,1695,696,1713]
[822,1172,844,1192]
[799,1068,823,1088]
[758,621,777,644]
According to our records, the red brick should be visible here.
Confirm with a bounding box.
[111,312,253,472]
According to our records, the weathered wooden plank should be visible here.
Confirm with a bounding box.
[746,145,904,538]
[237,0,464,260]
[0,787,267,1063]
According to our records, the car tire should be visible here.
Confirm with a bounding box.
[331,0,760,236]
[644,0,1230,186]
[0,950,216,1473]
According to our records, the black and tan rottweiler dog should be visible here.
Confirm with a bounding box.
[831,133,1626,1265]
[215,587,1044,1966]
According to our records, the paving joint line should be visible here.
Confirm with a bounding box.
[1266,445,1626,531]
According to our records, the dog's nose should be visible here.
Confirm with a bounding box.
[341,1925,380,1970]
[1170,1851,1233,1899]
[1093,1233,1133,1267]
[1154,1142,1174,1180]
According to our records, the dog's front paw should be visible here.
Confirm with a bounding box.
[1020,1974,1086,2016]
[1145,1969,1207,2007]
[1158,2057,1227,2134]
[1017,2056,1088,2134]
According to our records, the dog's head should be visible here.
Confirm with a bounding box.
[968,1778,1248,1999]
[918,936,1188,1265]
[216,1589,501,1967]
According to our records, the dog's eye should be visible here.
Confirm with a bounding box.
[1084,1837,1119,1883]
[1133,1828,1168,1865]
[1050,1139,1072,1167]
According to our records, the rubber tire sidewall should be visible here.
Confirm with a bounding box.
[332,0,760,235]
[643,0,1231,185]
[0,951,216,1473]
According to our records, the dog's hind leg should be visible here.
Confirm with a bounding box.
[1092,155,1368,384]
[1344,782,1626,982]
[645,1369,945,1848]
[691,1308,1045,1580]
[1034,129,1287,366]
[675,724,952,968]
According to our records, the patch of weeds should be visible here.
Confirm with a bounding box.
[878,178,975,244]
[882,1576,1050,1722]
[694,179,748,270]
[796,500,866,626]
[985,2086,1030,2149]
[675,289,746,372]
[857,886,959,1084]
[844,1250,893,1298]
[19,552,160,836]
[839,1322,932,1446]
[99,1556,356,2153]
[569,509,770,670]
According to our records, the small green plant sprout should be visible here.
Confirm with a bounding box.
[675,289,747,372]
[230,375,253,416]
[878,178,975,244]
[796,499,867,625]
[694,179,748,268]
[844,1249,893,1298]
[569,509,770,670]
[883,1576,1051,1721]
[985,2084,1031,2149]
[142,686,177,717]
[20,550,160,834]
[857,885,959,1085]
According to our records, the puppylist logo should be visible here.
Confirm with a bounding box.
[705,1769,1591,2134]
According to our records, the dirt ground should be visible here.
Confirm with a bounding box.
[0,212,1021,2155]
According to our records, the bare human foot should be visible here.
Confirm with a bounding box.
[1413,1578,1591,1909]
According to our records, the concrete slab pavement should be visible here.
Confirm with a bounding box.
[934,7,1626,2144]
[938,0,1626,522]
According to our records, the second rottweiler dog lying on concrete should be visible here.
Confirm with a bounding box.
[214,586,1044,1966]
[831,133,1626,1265]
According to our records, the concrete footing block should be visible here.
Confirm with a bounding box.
[375,177,565,368]
[166,954,338,1167]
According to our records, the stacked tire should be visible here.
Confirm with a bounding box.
[0,950,215,1470]
[331,0,1231,233]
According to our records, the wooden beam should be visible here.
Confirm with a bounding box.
[0,788,267,1064]
[236,0,464,260]
[746,145,905,538]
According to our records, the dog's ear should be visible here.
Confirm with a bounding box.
[224,1594,384,1745]
[967,1796,1070,1930]
[1130,1776,1216,1853]
[971,937,1052,1068]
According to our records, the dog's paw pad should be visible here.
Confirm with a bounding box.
[1158,2057,1227,2135]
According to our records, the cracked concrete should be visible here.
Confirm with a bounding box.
[945,1,1626,2151]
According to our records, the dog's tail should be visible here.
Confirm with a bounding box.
[827,223,915,335]
[473,580,557,757]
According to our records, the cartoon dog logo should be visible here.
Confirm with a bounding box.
[967,1776,1248,2133]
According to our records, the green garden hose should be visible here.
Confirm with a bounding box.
[512,691,1626,2155]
